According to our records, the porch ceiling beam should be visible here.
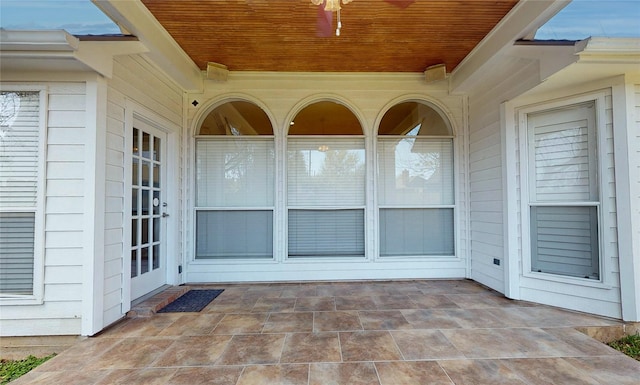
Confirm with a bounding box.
[94,0,204,92]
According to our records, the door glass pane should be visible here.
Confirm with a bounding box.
[153,136,160,161]
[142,161,150,187]
[132,188,138,216]
[131,218,138,246]
[132,158,139,185]
[131,249,138,278]
[133,128,139,155]
[153,164,160,187]
[141,247,149,274]
[142,190,150,215]
[142,218,149,245]
[153,218,160,242]
[142,132,150,156]
[153,244,160,270]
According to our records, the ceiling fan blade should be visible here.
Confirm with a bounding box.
[316,4,334,37]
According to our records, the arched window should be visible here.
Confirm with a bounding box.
[287,101,365,258]
[194,101,274,259]
[377,101,455,256]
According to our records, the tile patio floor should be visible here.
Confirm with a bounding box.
[13,280,640,384]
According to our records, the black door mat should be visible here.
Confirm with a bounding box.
[157,289,224,313]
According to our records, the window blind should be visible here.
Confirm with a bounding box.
[196,210,273,259]
[379,208,454,256]
[0,213,35,294]
[196,139,274,207]
[0,92,39,208]
[287,139,365,207]
[530,206,599,279]
[531,118,596,202]
[377,138,453,205]
[288,209,364,257]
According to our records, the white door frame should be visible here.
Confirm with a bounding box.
[130,119,168,300]
[122,101,180,311]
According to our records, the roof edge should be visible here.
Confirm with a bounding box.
[95,0,203,92]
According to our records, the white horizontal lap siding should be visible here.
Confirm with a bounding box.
[102,56,184,326]
[45,84,86,332]
[185,74,466,282]
[635,84,640,262]
[44,84,86,334]
[467,59,540,294]
[102,90,126,326]
[468,117,504,292]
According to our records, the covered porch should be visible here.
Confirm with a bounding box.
[11,280,640,384]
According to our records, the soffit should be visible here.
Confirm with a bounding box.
[140,0,520,73]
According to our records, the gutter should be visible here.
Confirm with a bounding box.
[0,29,148,78]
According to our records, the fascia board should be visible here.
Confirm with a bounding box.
[576,37,640,63]
[450,0,570,94]
[95,0,203,92]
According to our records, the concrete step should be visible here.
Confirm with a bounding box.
[126,285,191,318]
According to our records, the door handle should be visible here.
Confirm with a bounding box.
[162,212,169,218]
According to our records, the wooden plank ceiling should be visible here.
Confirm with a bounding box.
[141,0,519,73]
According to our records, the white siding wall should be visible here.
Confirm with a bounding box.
[185,73,467,282]
[635,84,640,261]
[467,58,540,293]
[102,55,183,327]
[1,83,86,335]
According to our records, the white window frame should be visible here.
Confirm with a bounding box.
[193,135,277,261]
[376,135,456,258]
[0,85,47,305]
[285,135,367,261]
[518,92,611,288]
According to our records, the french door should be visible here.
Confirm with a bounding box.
[131,121,167,300]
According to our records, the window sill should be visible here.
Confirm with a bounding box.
[523,271,612,290]
[0,295,43,306]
